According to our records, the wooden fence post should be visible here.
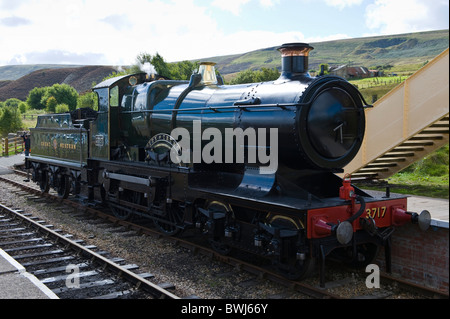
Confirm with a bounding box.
[4,137,8,156]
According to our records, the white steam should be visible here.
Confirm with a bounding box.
[141,62,157,76]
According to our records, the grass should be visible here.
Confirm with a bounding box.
[355,174,449,199]
[355,145,449,199]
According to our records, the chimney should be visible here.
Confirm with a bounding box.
[277,43,314,79]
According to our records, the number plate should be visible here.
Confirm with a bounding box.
[365,206,387,219]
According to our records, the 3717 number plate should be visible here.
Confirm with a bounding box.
[366,206,387,219]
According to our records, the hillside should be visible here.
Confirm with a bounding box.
[0,65,117,101]
[0,64,84,81]
[0,29,447,102]
[206,29,449,77]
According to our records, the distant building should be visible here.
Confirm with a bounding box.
[328,65,380,79]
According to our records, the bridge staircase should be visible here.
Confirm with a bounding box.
[341,48,449,180]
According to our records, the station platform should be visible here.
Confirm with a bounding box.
[0,249,58,299]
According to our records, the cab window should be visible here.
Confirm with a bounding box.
[133,85,148,111]
[110,85,119,107]
[95,88,109,112]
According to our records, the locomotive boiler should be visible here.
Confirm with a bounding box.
[25,43,430,286]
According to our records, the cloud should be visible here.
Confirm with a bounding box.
[324,0,363,10]
[100,14,133,31]
[8,50,106,65]
[210,0,279,15]
[0,16,31,27]
[0,0,447,66]
[211,0,251,15]
[0,0,29,10]
[365,0,449,34]
[258,0,280,8]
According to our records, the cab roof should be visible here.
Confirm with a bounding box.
[92,73,147,90]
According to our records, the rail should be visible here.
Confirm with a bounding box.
[0,201,181,299]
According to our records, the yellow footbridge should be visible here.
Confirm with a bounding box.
[341,48,449,180]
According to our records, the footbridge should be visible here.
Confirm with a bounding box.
[341,48,449,180]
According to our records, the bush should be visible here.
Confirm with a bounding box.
[55,103,70,113]
[41,84,78,111]
[26,87,47,110]
[229,67,280,84]
[46,96,58,113]
[18,102,28,113]
[26,84,79,112]
[77,92,98,111]
[0,106,23,135]
[3,98,22,108]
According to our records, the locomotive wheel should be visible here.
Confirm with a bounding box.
[71,176,81,196]
[109,203,133,220]
[347,243,379,268]
[266,215,315,280]
[154,203,182,236]
[331,243,379,269]
[57,175,70,199]
[39,170,50,193]
[107,190,139,221]
[205,201,233,255]
[277,258,316,281]
[210,240,232,255]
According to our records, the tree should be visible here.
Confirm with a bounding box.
[0,106,23,135]
[230,69,256,84]
[27,87,47,110]
[136,52,153,65]
[40,84,78,111]
[45,96,58,113]
[229,67,280,84]
[18,102,28,113]
[77,92,98,111]
[150,53,171,78]
[169,60,199,80]
[3,98,22,108]
[55,103,70,113]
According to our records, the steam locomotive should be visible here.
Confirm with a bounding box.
[25,43,430,286]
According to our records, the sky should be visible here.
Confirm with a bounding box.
[0,0,448,66]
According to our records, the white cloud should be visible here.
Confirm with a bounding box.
[210,0,279,15]
[324,0,363,10]
[0,0,301,65]
[0,0,447,66]
[0,0,219,65]
[0,15,31,27]
[258,0,280,8]
[211,0,251,16]
[365,0,449,35]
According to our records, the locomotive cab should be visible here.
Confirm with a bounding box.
[91,73,147,160]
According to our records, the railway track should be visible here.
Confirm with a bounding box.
[0,201,181,299]
[1,167,448,299]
